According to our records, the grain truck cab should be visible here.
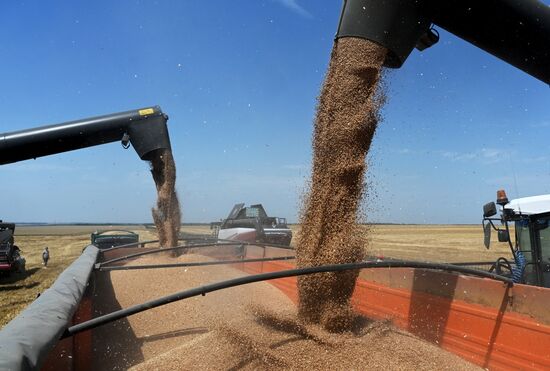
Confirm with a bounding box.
[483,190,550,287]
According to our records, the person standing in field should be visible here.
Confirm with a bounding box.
[42,246,49,267]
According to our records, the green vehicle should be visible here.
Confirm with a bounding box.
[91,230,139,250]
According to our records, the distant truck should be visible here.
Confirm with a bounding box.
[212,203,292,246]
[0,221,25,275]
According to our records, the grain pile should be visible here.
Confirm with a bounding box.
[95,253,479,370]
[296,37,386,331]
[150,149,181,248]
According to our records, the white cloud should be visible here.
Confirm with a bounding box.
[2,162,74,172]
[521,155,548,163]
[439,148,509,164]
[529,121,550,128]
[273,0,312,18]
[479,148,505,164]
[282,164,308,170]
[394,148,413,155]
[441,151,476,161]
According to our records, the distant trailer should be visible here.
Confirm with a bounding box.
[90,230,139,249]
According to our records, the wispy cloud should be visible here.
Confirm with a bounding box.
[273,0,313,18]
[440,148,509,164]
[529,121,550,128]
[2,162,75,172]
[522,155,549,163]
[441,151,469,161]
[394,148,415,155]
[282,164,308,171]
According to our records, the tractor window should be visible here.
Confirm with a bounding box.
[516,220,536,284]
[245,208,260,218]
[516,220,531,253]
[536,217,550,287]
[538,219,550,255]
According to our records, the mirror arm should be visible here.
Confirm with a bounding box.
[503,220,516,258]
[486,219,500,232]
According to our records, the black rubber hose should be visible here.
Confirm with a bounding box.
[183,239,296,250]
[449,261,496,266]
[98,237,236,252]
[99,239,159,252]
[62,260,512,338]
[97,242,244,267]
[97,255,296,271]
[98,241,295,268]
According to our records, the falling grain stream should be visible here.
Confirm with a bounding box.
[296,37,386,331]
[150,148,181,248]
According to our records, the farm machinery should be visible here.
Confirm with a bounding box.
[0,0,549,370]
[212,203,292,246]
[0,221,25,275]
[0,106,171,165]
[483,189,550,288]
[90,230,140,250]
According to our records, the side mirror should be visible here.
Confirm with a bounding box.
[483,202,497,218]
[498,230,510,242]
[483,222,491,249]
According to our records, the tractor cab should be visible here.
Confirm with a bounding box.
[483,190,550,288]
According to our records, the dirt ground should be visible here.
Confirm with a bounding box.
[0,224,511,329]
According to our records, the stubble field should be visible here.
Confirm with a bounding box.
[0,224,512,328]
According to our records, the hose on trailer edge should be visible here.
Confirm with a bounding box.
[97,255,296,271]
[63,260,513,338]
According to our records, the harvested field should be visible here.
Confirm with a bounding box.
[176,224,513,263]
[366,224,513,263]
[95,253,479,370]
[291,224,513,263]
[13,225,148,236]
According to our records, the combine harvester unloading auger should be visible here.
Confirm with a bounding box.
[0,0,549,370]
[0,106,171,165]
[337,0,550,83]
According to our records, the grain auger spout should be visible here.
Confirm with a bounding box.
[0,106,171,165]
[336,0,550,84]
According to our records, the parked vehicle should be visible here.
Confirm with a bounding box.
[0,222,25,275]
[91,230,139,249]
[483,189,550,287]
[213,203,292,246]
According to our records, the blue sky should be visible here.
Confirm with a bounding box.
[1,0,549,224]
